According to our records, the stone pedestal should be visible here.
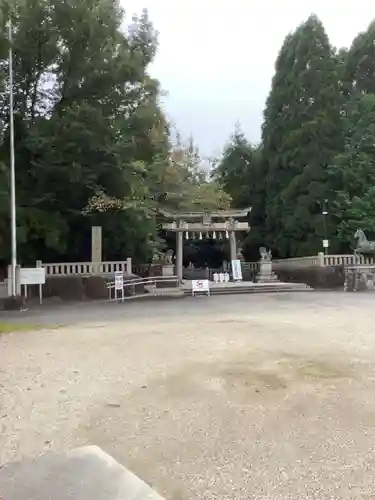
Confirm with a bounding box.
[256,260,279,283]
[344,266,375,292]
[162,264,174,277]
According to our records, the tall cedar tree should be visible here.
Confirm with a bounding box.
[329,94,375,248]
[213,125,253,207]
[327,19,375,249]
[262,15,342,257]
[344,20,375,96]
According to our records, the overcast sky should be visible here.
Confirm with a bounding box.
[122,1,374,156]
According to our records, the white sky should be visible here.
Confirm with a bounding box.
[122,1,374,156]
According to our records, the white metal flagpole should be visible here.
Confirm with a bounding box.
[8,19,17,296]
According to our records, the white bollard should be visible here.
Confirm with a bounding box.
[213,273,219,283]
[219,273,224,283]
[224,272,229,282]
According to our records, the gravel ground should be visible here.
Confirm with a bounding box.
[1,292,375,499]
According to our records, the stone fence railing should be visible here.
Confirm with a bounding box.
[322,254,375,267]
[272,255,320,267]
[41,259,132,277]
[243,253,375,270]
[5,253,375,283]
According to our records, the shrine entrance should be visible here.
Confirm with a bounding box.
[160,208,251,281]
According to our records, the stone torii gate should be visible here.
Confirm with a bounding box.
[160,208,252,281]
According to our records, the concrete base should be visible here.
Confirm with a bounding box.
[256,273,279,284]
[162,264,174,277]
[182,280,313,295]
[107,281,313,301]
[0,446,165,500]
[124,288,185,300]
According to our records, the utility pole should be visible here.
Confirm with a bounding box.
[322,199,329,255]
[8,19,17,296]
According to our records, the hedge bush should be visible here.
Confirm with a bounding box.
[25,273,145,301]
[274,265,345,289]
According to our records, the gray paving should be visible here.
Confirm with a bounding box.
[1,292,375,499]
[0,446,165,500]
[0,290,332,327]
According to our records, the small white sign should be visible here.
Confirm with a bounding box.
[231,259,243,281]
[20,267,46,285]
[192,279,210,296]
[323,239,329,248]
[115,271,124,290]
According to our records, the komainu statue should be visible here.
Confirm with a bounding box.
[259,246,272,261]
[164,249,174,264]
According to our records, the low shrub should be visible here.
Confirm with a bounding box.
[43,276,85,300]
[26,273,145,301]
[83,276,108,299]
[275,265,345,289]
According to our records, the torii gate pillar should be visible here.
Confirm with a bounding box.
[229,230,237,262]
[176,225,184,282]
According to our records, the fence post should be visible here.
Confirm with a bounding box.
[318,252,324,267]
[126,257,132,274]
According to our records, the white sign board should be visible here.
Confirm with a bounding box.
[115,271,124,290]
[20,267,46,285]
[231,259,243,281]
[192,279,210,296]
[323,239,329,248]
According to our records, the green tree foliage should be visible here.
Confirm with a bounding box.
[213,124,255,206]
[158,134,231,267]
[209,16,375,260]
[168,134,231,212]
[323,19,375,253]
[329,94,375,248]
[0,0,228,265]
[0,0,163,263]
[5,4,375,267]
[344,20,375,96]
[262,15,342,257]
[213,125,266,259]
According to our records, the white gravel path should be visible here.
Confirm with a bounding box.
[1,292,375,499]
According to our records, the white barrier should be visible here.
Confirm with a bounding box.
[106,275,180,301]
